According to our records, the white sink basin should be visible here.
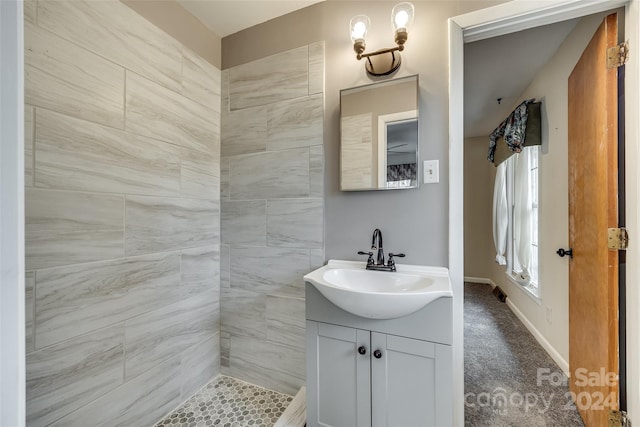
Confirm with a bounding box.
[304,260,452,319]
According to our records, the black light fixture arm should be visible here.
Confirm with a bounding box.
[357,45,403,61]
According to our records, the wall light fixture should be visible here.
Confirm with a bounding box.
[350,2,414,77]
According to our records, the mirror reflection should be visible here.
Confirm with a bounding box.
[340,75,419,191]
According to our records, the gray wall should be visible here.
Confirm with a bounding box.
[24,1,221,425]
[323,2,454,265]
[220,43,325,395]
[223,1,507,267]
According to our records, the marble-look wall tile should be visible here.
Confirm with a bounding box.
[221,288,266,339]
[220,41,324,397]
[25,272,35,353]
[221,330,231,369]
[125,71,218,154]
[221,200,266,246]
[26,0,222,424]
[51,356,182,427]
[26,188,124,270]
[35,253,181,349]
[37,0,182,92]
[181,246,220,297]
[24,0,36,24]
[229,148,309,200]
[310,145,324,198]
[267,199,323,249]
[35,109,181,196]
[180,334,220,399]
[308,42,325,95]
[266,94,323,151]
[25,23,125,129]
[221,106,266,157]
[230,246,309,298]
[181,147,219,199]
[341,113,373,189]
[125,195,218,256]
[228,46,308,111]
[221,244,230,289]
[26,325,124,427]
[25,105,34,187]
[221,157,230,200]
[266,295,305,350]
[124,294,218,381]
[228,335,304,396]
[309,249,326,271]
[181,47,221,112]
[221,70,229,113]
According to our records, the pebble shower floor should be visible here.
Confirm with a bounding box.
[155,376,293,427]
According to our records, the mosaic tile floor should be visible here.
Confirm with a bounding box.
[155,376,293,427]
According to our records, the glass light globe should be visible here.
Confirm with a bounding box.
[350,15,370,42]
[391,2,414,32]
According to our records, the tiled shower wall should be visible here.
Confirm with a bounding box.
[220,43,325,395]
[24,1,221,425]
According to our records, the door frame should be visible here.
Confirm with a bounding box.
[448,1,640,425]
[0,0,26,426]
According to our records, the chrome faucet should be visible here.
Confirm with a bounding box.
[357,228,405,272]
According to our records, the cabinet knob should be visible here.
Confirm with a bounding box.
[373,350,382,359]
[358,346,367,355]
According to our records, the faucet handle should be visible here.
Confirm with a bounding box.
[387,253,405,265]
[357,251,375,265]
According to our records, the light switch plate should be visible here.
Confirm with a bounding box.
[423,160,439,184]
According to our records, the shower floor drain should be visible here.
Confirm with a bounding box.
[155,375,293,427]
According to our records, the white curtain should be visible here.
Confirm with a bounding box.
[513,149,532,279]
[492,162,508,265]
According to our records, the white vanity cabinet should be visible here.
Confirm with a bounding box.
[305,283,453,427]
[306,322,371,427]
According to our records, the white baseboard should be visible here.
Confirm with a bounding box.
[463,276,496,288]
[505,299,569,376]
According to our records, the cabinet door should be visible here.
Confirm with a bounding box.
[371,333,452,427]
[306,321,371,427]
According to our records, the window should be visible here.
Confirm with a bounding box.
[505,146,540,295]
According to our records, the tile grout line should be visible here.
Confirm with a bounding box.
[31,270,37,353]
[123,68,127,132]
[31,106,36,187]
[33,5,187,99]
[31,104,215,158]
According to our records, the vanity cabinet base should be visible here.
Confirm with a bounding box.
[306,320,453,427]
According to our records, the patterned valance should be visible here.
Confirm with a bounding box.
[488,100,542,166]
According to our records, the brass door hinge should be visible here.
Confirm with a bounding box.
[607,41,629,68]
[608,228,630,250]
[609,410,631,427]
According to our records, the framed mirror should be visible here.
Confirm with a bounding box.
[340,75,419,191]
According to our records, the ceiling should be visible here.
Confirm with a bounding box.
[177,0,325,38]
[464,19,578,138]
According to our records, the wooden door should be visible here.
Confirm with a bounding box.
[568,13,619,427]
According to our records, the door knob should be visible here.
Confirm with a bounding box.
[358,346,367,355]
[373,350,382,359]
[556,248,573,258]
